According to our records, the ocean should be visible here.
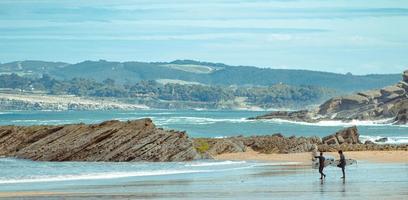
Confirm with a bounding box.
[1,110,407,144]
[0,110,407,199]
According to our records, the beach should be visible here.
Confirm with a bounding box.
[215,149,408,164]
[1,150,407,199]
[0,110,407,199]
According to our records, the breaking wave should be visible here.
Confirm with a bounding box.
[0,169,203,184]
[153,117,248,125]
[262,118,407,127]
[360,135,408,144]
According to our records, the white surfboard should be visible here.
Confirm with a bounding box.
[330,159,357,167]
[312,157,335,169]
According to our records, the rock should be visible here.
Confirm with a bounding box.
[318,94,369,115]
[364,140,375,145]
[272,133,284,138]
[322,126,360,145]
[209,139,246,155]
[248,110,315,122]
[358,90,382,100]
[394,107,408,125]
[0,118,198,162]
[322,135,339,145]
[249,70,408,125]
[380,86,405,96]
[375,137,388,143]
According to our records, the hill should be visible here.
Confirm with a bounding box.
[0,59,400,92]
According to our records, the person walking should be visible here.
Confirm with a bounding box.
[315,152,326,179]
[337,150,346,179]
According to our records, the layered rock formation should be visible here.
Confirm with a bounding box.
[0,120,406,162]
[0,118,198,162]
[194,126,407,157]
[251,70,408,124]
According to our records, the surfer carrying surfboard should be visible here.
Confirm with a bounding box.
[337,150,346,179]
[314,152,326,179]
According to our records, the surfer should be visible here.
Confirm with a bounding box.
[337,150,346,179]
[314,152,326,179]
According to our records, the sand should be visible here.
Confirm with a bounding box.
[215,149,408,164]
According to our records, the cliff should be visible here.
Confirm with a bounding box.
[0,118,198,162]
[250,70,408,124]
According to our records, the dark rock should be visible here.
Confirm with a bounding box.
[0,118,198,162]
[364,140,375,145]
[394,107,408,125]
[375,137,388,143]
[272,133,284,138]
[403,70,408,83]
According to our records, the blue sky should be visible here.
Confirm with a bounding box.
[0,0,407,74]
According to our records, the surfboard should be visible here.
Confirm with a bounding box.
[312,157,335,169]
[330,159,357,167]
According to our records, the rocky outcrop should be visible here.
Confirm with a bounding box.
[250,70,408,124]
[248,110,316,122]
[0,121,406,162]
[194,127,407,157]
[0,118,198,162]
[322,126,360,145]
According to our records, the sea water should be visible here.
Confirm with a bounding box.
[0,110,407,199]
[1,110,407,144]
[0,158,407,199]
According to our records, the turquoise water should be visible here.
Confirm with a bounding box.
[0,110,407,143]
[0,110,407,199]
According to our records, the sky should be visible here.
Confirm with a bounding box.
[0,0,408,74]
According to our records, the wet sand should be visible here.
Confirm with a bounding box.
[215,149,408,164]
[0,191,65,198]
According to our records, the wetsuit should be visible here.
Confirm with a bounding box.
[315,156,326,179]
[338,154,346,178]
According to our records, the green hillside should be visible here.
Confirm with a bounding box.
[0,60,401,92]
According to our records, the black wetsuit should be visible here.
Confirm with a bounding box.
[315,156,326,178]
[338,154,346,178]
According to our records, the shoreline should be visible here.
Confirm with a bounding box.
[214,148,408,164]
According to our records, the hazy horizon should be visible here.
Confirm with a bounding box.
[1,0,408,75]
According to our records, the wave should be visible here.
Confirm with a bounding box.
[0,169,203,184]
[117,112,173,115]
[360,135,408,144]
[261,118,408,127]
[153,117,248,125]
[10,119,74,124]
[185,161,246,167]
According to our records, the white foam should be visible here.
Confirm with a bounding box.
[261,118,407,127]
[185,161,246,167]
[0,170,203,184]
[154,117,248,125]
[213,136,228,139]
[360,135,408,144]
